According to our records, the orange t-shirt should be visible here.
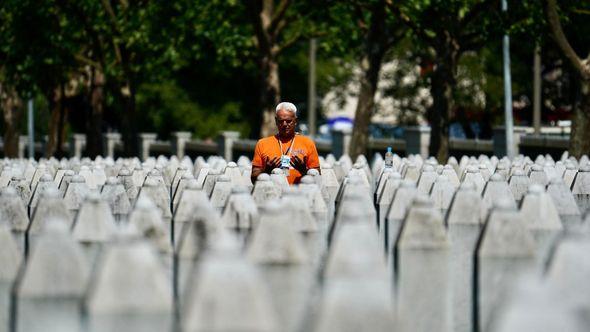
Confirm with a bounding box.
[252,134,320,184]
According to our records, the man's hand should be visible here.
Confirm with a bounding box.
[264,156,282,173]
[290,155,308,175]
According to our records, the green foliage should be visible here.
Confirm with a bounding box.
[136,81,249,140]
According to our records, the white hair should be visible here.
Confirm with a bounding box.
[275,102,297,116]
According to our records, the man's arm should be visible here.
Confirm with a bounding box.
[251,156,281,184]
[251,165,265,184]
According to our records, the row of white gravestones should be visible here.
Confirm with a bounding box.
[0,150,588,332]
[2,154,327,330]
[371,152,589,332]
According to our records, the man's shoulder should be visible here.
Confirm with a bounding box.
[256,135,277,145]
[296,134,316,145]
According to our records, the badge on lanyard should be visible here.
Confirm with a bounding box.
[278,136,295,170]
[280,155,291,169]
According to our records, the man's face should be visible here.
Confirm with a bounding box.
[275,109,297,136]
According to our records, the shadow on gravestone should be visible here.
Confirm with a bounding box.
[194,163,210,189]
[14,219,88,332]
[482,174,517,210]
[508,170,530,206]
[202,168,221,198]
[555,161,566,179]
[547,177,582,231]
[320,164,340,203]
[376,172,402,230]
[28,174,55,214]
[402,162,420,182]
[417,165,438,195]
[57,170,74,196]
[429,175,455,218]
[93,165,107,189]
[461,166,486,195]
[0,166,17,188]
[519,184,563,268]
[571,165,590,216]
[493,163,510,181]
[478,164,492,182]
[84,230,173,332]
[171,173,194,213]
[384,180,417,258]
[117,169,139,207]
[171,165,190,198]
[395,195,450,332]
[299,176,329,228]
[562,162,577,189]
[528,164,548,187]
[441,164,460,188]
[29,164,50,194]
[131,164,146,191]
[374,168,393,205]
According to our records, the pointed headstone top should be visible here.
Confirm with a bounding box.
[305,169,320,178]
[257,173,271,181]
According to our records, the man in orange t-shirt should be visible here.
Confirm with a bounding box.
[251,102,321,184]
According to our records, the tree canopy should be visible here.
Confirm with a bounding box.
[1,0,590,158]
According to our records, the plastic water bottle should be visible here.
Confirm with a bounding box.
[384,146,393,168]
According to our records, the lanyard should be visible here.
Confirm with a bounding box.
[278,136,296,156]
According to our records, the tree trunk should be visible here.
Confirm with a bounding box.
[259,54,281,138]
[569,79,590,158]
[85,68,105,158]
[349,2,388,161]
[428,47,458,163]
[349,54,385,161]
[0,85,23,158]
[45,83,65,158]
[544,0,590,159]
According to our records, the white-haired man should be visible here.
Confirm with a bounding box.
[251,102,321,184]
